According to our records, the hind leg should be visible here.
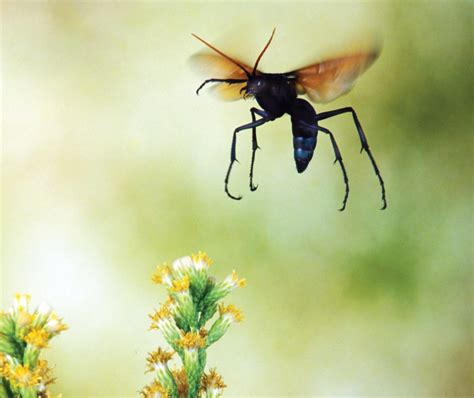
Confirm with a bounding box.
[317,107,387,209]
[318,126,350,211]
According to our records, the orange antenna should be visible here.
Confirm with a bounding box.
[252,28,276,76]
[192,33,251,78]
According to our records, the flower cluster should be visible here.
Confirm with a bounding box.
[0,294,67,398]
[142,252,245,398]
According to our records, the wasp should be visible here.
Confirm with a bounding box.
[191,29,386,210]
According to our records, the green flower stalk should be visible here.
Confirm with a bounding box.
[0,294,67,398]
[142,252,245,398]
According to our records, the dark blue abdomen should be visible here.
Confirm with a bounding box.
[290,99,318,173]
[293,135,317,173]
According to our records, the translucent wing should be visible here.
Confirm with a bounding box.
[190,53,251,101]
[211,80,248,101]
[291,51,380,104]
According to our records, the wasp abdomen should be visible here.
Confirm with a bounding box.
[290,99,318,173]
[293,135,317,173]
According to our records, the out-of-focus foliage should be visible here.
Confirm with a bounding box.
[2,1,472,396]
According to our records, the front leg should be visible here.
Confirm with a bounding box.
[317,107,387,210]
[249,108,269,192]
[225,114,272,200]
[196,78,247,95]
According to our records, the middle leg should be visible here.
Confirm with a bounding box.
[249,107,269,191]
[317,107,387,209]
[225,113,272,200]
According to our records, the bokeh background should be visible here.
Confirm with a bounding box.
[2,1,472,396]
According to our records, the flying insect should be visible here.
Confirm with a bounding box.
[191,29,386,210]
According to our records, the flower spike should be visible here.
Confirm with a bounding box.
[143,252,245,397]
[0,294,67,396]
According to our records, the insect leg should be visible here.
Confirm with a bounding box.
[249,107,269,191]
[225,115,272,200]
[318,126,350,211]
[317,107,387,210]
[196,78,247,95]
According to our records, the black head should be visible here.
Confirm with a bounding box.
[245,76,267,96]
[193,29,276,98]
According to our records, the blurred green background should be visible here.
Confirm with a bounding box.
[2,1,472,396]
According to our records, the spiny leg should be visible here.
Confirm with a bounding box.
[249,107,269,191]
[318,126,350,211]
[317,107,387,210]
[225,115,272,200]
[196,78,247,95]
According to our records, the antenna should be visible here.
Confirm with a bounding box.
[252,28,276,76]
[192,33,251,78]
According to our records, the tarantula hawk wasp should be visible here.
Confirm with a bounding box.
[191,29,387,210]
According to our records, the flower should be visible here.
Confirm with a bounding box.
[5,364,40,388]
[171,367,188,397]
[201,368,226,396]
[223,270,247,290]
[152,263,173,287]
[140,379,170,398]
[191,251,213,270]
[24,328,50,348]
[13,294,31,313]
[164,297,179,315]
[207,304,244,346]
[149,305,174,332]
[218,304,244,324]
[177,331,206,352]
[171,256,194,278]
[146,348,174,373]
[149,306,181,352]
[0,353,8,377]
[35,359,56,392]
[17,311,36,330]
[37,302,51,316]
[170,276,190,293]
[44,317,68,335]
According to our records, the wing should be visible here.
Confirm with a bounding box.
[290,51,380,104]
[190,53,251,101]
